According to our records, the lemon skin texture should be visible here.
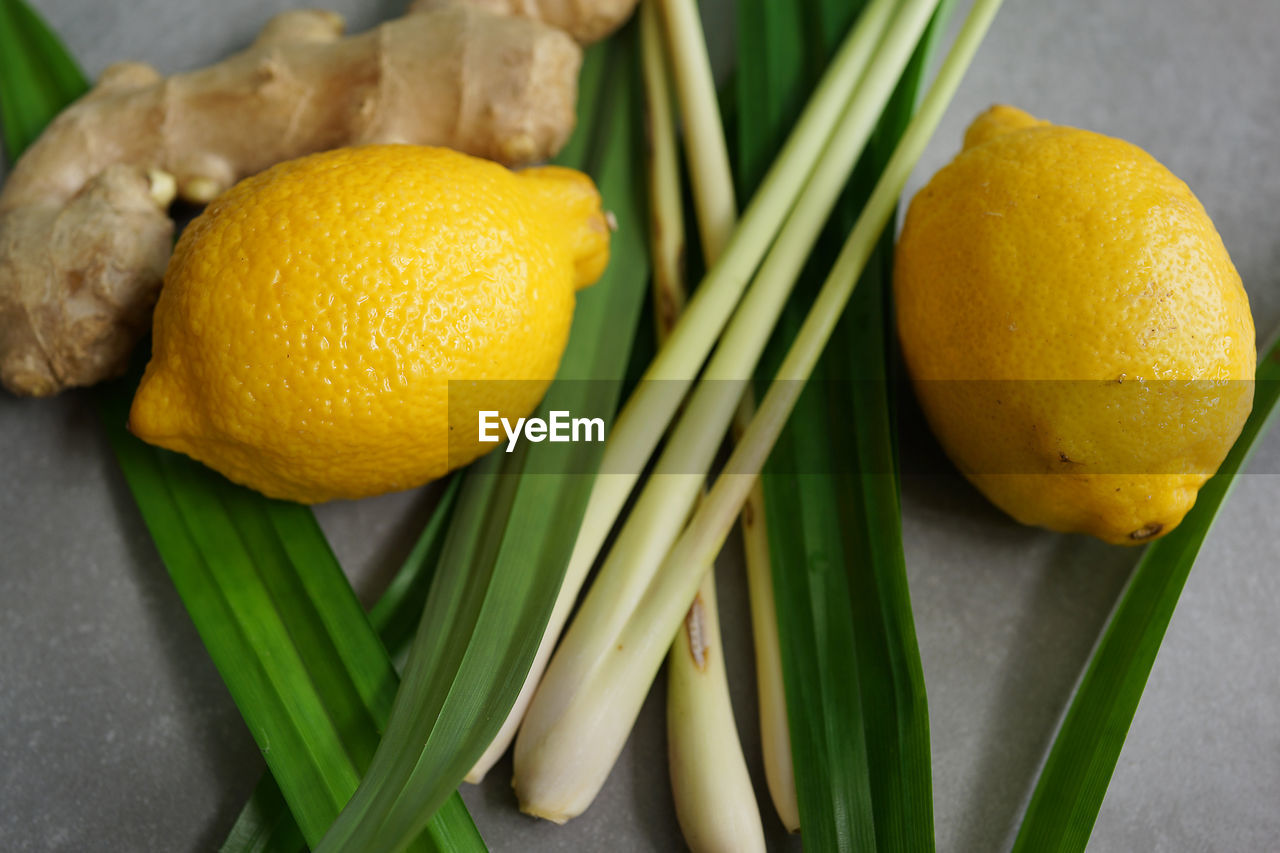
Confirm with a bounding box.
[895,106,1255,545]
[129,145,610,503]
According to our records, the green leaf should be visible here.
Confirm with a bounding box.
[220,477,462,853]
[0,3,483,848]
[100,382,484,852]
[0,0,87,160]
[739,0,954,849]
[315,29,653,853]
[1013,339,1280,853]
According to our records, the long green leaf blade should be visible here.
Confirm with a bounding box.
[101,389,484,852]
[100,400,360,837]
[832,8,953,850]
[315,27,652,852]
[221,780,307,853]
[738,4,873,847]
[221,477,462,853]
[740,0,954,848]
[1013,339,1280,852]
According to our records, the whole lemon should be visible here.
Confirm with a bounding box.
[129,145,609,503]
[895,106,1255,545]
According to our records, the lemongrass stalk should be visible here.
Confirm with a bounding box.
[524,0,903,729]
[514,0,944,822]
[513,0,1002,821]
[656,0,735,261]
[642,2,765,848]
[461,0,702,786]
[667,571,765,853]
[484,0,895,796]
[726,271,796,832]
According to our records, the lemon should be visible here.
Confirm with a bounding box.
[129,144,610,503]
[895,106,1255,545]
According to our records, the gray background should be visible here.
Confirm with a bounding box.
[3,0,1278,850]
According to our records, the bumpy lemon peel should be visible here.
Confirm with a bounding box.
[895,106,1255,545]
[129,144,609,503]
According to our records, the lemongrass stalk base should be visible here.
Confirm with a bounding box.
[667,571,766,853]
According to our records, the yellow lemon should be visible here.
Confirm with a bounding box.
[129,144,609,503]
[895,106,1255,545]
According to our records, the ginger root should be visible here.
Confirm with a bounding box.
[0,2,581,396]
[437,0,641,44]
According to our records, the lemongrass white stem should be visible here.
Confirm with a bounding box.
[667,571,765,853]
[645,2,764,848]
[492,0,895,802]
[725,264,796,829]
[656,0,736,261]
[463,0,708,785]
[515,0,942,809]
[513,0,1002,820]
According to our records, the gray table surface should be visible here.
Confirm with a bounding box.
[3,0,1279,850]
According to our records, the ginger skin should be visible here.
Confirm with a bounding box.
[425,0,641,44]
[0,2,581,396]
